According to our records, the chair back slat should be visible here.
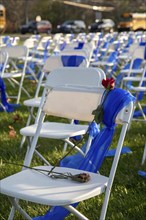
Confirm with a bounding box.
[44,67,105,89]
[1,45,28,58]
[43,88,104,122]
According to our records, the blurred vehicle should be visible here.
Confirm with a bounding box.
[57,20,86,33]
[117,13,146,32]
[20,20,52,34]
[0,4,6,33]
[88,19,115,32]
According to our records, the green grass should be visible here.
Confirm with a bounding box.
[0,73,146,220]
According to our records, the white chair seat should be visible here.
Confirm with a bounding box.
[0,166,108,206]
[24,97,41,107]
[20,122,88,139]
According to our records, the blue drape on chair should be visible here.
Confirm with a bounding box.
[33,88,135,220]
[0,77,19,112]
[60,121,100,169]
[74,42,84,49]
[61,55,85,67]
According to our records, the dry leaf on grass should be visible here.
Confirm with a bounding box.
[8,125,16,138]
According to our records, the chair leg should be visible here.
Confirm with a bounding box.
[8,206,16,220]
[9,197,32,220]
[20,135,27,149]
[137,102,146,120]
[20,107,35,149]
[142,143,146,165]
[64,205,89,220]
[63,142,68,153]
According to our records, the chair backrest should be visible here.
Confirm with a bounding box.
[0,50,8,74]
[43,55,89,75]
[1,45,30,103]
[60,48,88,56]
[44,67,105,89]
[23,38,38,49]
[131,44,146,60]
[1,45,29,58]
[43,87,134,124]
[1,45,29,79]
[34,67,105,124]
[59,49,90,66]
[43,87,104,122]
[42,55,64,72]
[34,56,92,99]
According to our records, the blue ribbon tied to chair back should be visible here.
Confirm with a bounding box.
[61,55,85,67]
[74,42,84,49]
[0,77,19,112]
[33,88,135,220]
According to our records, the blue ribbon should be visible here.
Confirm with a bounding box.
[138,170,146,178]
[60,121,100,169]
[0,77,19,112]
[74,42,84,49]
[60,42,66,51]
[33,88,135,220]
[43,40,50,62]
[61,55,85,67]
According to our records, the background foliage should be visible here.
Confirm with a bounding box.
[1,0,146,32]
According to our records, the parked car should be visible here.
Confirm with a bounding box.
[57,20,86,33]
[88,19,115,33]
[20,20,52,34]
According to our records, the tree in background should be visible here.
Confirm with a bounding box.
[1,0,145,33]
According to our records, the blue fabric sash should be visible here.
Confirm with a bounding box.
[43,40,50,62]
[60,42,66,51]
[138,170,146,178]
[133,106,146,118]
[60,121,100,169]
[33,88,135,220]
[74,42,84,49]
[61,55,85,67]
[106,146,132,157]
[0,77,19,112]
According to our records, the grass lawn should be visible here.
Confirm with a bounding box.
[0,47,146,220]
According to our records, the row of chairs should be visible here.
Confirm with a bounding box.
[0,43,90,106]
[0,31,145,219]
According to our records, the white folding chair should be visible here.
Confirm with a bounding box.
[21,56,90,128]
[120,44,146,122]
[0,86,134,220]
[20,67,105,157]
[119,44,146,88]
[123,65,146,122]
[1,45,30,103]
